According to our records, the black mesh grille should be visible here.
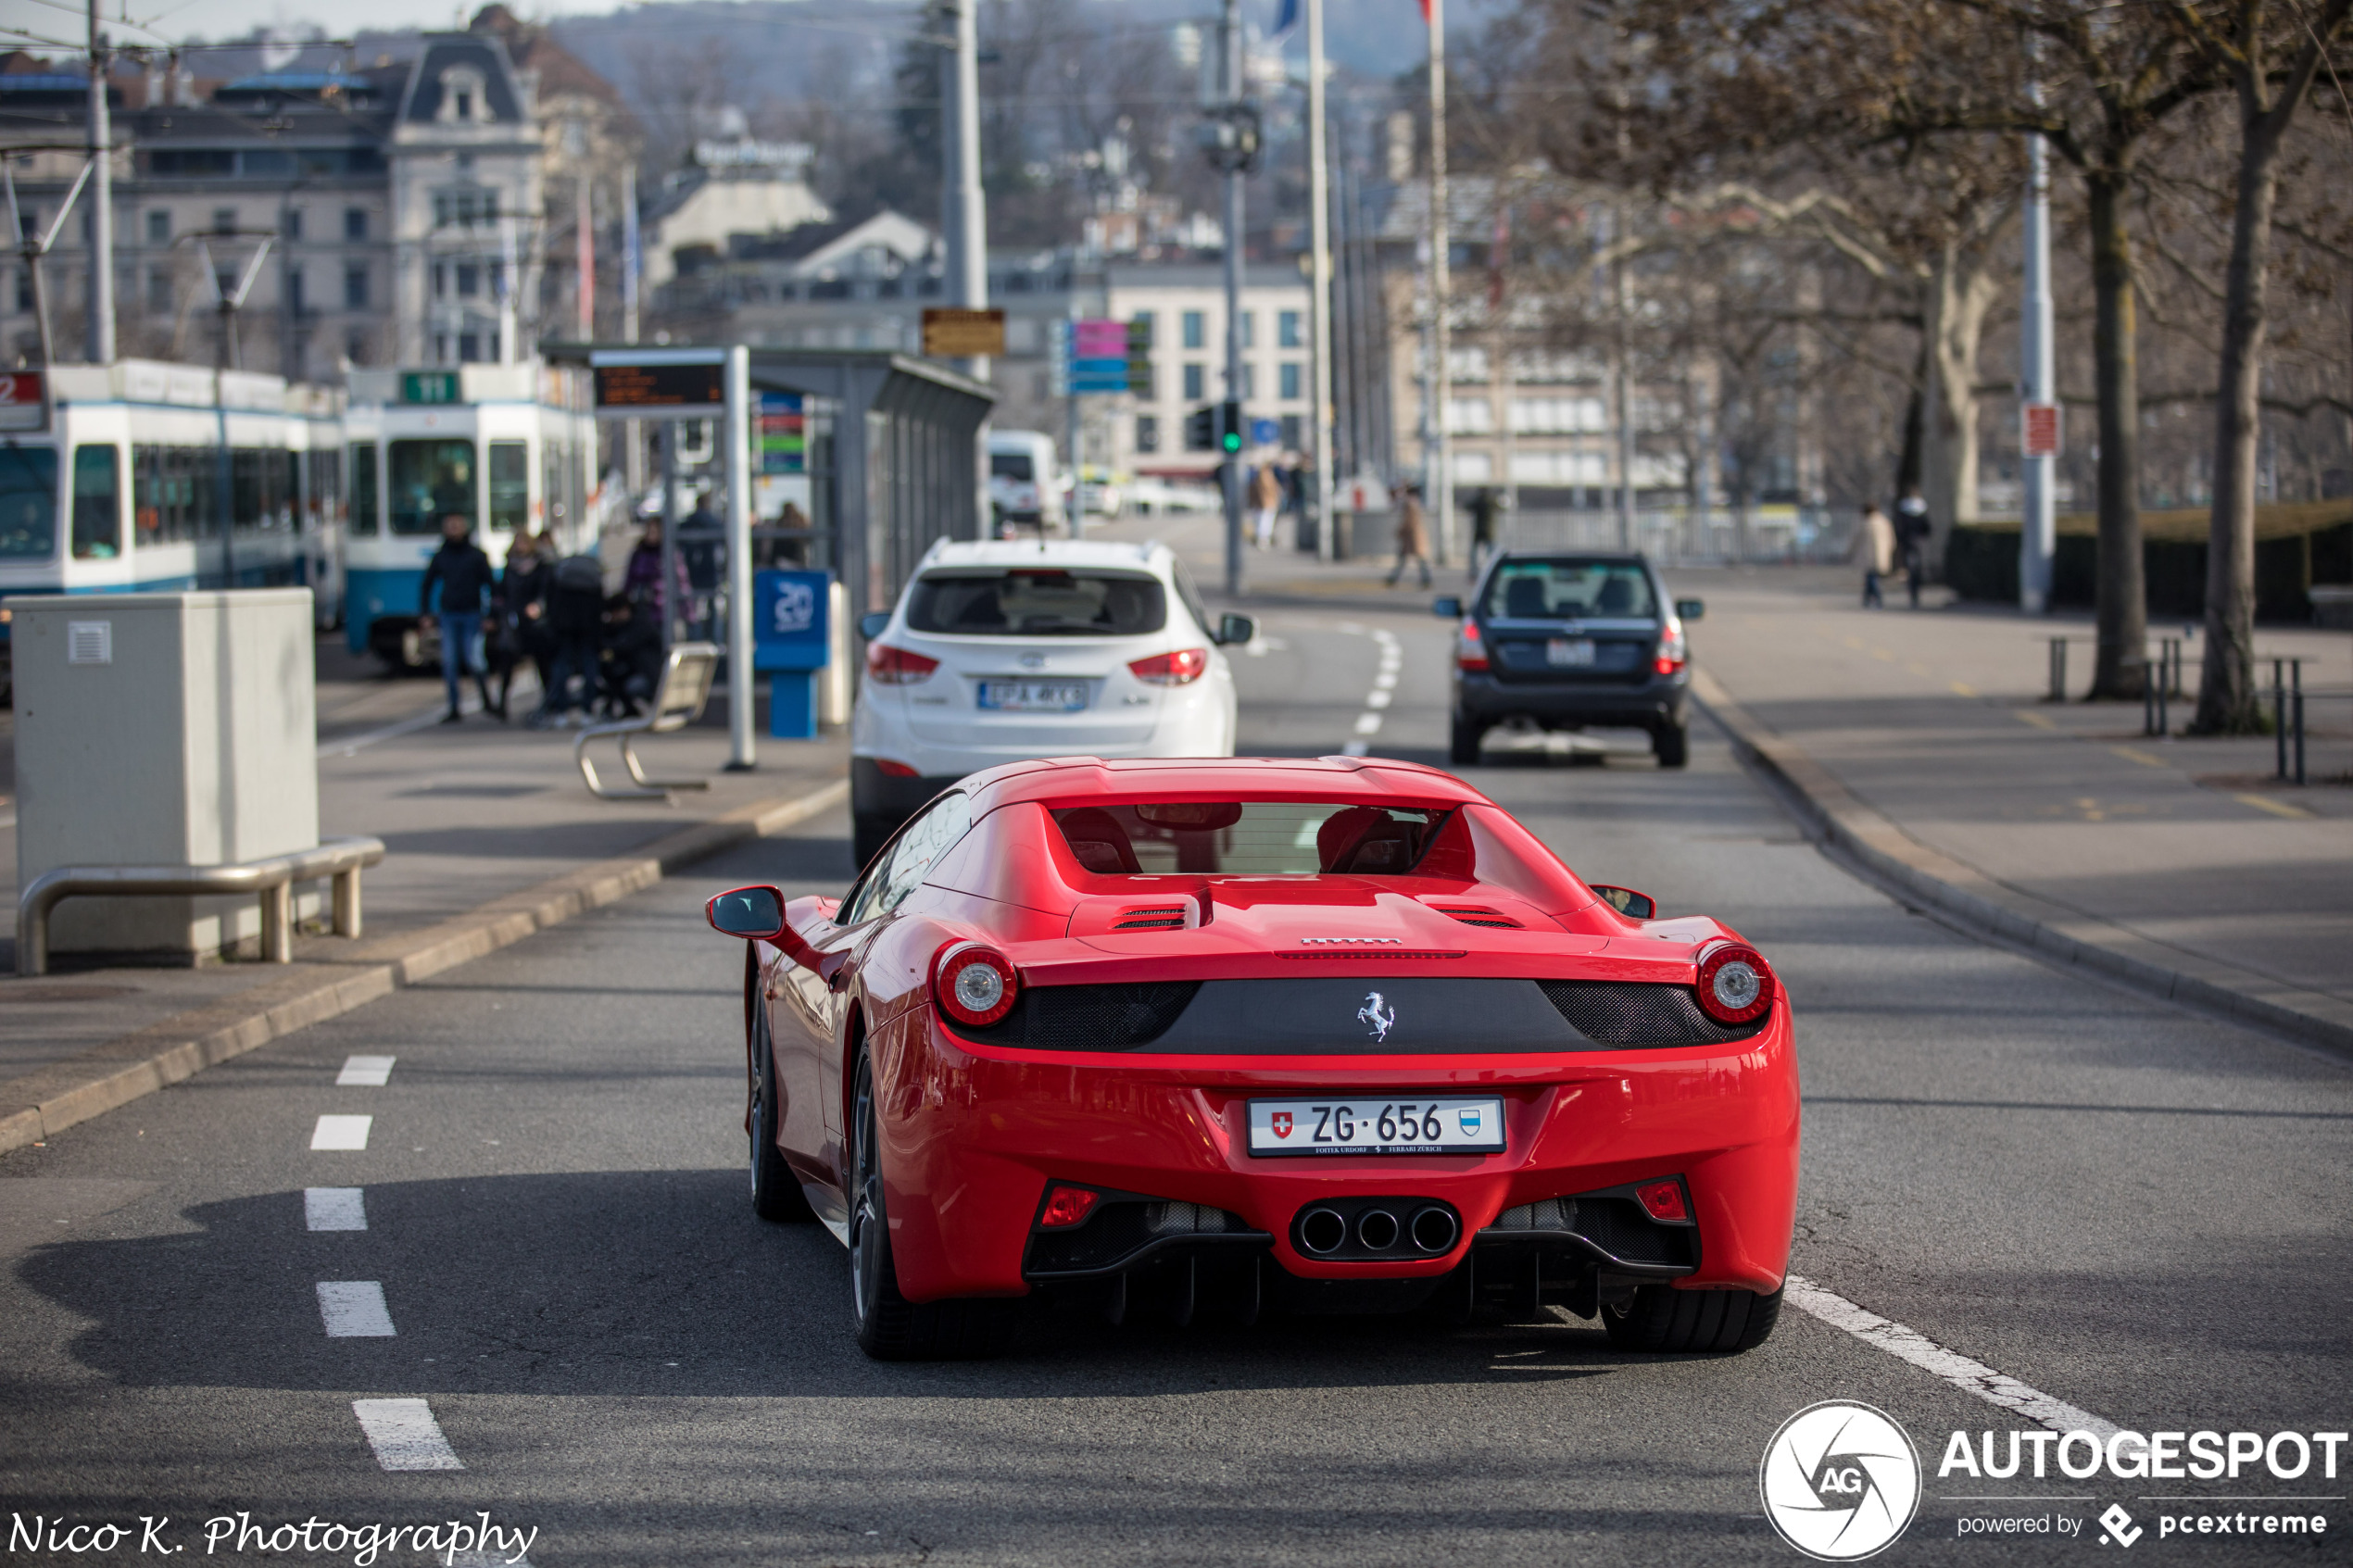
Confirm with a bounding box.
[1024,1198,1255,1275]
[1432,906,1522,928]
[953,982,1202,1050]
[1113,907,1190,930]
[1538,980,1768,1046]
[1570,1198,1692,1266]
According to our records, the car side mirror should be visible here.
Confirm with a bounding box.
[707,884,786,940]
[1432,596,1462,618]
[1591,885,1656,921]
[858,611,892,640]
[1214,612,1255,646]
[1674,598,1705,622]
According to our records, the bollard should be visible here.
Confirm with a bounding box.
[2143,665,2158,737]
[2048,638,2068,703]
[2155,643,2170,737]
[2274,659,2288,779]
[2293,663,2306,786]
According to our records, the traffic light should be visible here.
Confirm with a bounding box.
[1220,399,1244,455]
[1126,317,1153,401]
[1185,405,1216,452]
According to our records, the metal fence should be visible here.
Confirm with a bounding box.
[1496,506,1857,567]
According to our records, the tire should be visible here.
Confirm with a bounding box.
[749,1009,814,1223]
[848,1054,1021,1361]
[1653,721,1690,769]
[1603,1284,1781,1354]
[851,814,897,872]
[1448,713,1484,766]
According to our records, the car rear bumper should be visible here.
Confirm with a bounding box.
[1453,670,1690,730]
[874,1008,1799,1306]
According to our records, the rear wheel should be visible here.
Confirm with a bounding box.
[848,1054,1020,1361]
[749,1009,814,1223]
[1603,1284,1780,1353]
[1448,713,1484,766]
[1653,721,1690,769]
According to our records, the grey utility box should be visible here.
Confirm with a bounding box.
[11,589,320,963]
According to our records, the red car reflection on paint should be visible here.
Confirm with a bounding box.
[704,756,1797,1361]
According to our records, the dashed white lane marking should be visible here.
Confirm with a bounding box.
[1365,689,1393,709]
[1341,740,1371,758]
[317,1281,397,1337]
[310,1114,373,1151]
[336,1055,396,1086]
[351,1399,464,1471]
[1352,713,1382,735]
[305,1187,368,1231]
[1785,1275,2120,1439]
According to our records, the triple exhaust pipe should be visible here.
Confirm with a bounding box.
[1298,1203,1459,1257]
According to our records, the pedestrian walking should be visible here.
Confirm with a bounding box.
[1894,486,1931,609]
[498,531,554,715]
[1466,486,1499,578]
[1386,483,1433,589]
[1250,462,1284,550]
[533,550,607,727]
[1854,504,1895,608]
[418,512,499,722]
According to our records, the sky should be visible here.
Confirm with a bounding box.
[28,0,620,50]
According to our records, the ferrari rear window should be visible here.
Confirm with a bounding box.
[907,570,1167,636]
[1051,802,1450,876]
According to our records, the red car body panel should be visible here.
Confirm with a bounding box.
[741,756,1800,1307]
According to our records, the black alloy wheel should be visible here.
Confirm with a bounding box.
[848,1052,1020,1361]
[1654,721,1690,770]
[749,1007,814,1223]
[1603,1283,1780,1353]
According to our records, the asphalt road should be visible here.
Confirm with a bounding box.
[4,596,2348,1565]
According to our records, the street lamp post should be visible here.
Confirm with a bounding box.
[2020,61,2057,613]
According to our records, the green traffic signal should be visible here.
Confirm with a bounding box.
[1222,431,1242,453]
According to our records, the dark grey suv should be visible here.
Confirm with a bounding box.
[1434,552,1703,768]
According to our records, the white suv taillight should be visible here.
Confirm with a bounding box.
[1128,647,1209,686]
[867,643,940,684]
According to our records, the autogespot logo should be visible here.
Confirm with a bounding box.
[1761,1401,1924,1562]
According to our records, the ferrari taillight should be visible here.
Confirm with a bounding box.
[1635,1179,1689,1223]
[1456,622,1488,671]
[1039,1185,1099,1228]
[1127,647,1209,685]
[935,941,1018,1027]
[866,643,940,684]
[1694,940,1775,1024]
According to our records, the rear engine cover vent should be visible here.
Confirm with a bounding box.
[1068,896,1202,937]
[1431,905,1522,928]
[1113,906,1191,931]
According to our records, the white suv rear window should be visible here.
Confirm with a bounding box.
[907,570,1167,636]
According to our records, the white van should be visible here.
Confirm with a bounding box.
[987,429,1062,533]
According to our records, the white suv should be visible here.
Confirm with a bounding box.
[849,538,1253,866]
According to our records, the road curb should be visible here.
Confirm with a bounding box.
[0,778,849,1157]
[1692,669,2353,1059]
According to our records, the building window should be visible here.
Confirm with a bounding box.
[145,209,170,245]
[1277,310,1302,348]
[285,207,303,241]
[1240,363,1255,399]
[432,263,447,300]
[433,189,498,229]
[1129,364,1153,401]
[1240,311,1255,348]
[456,263,480,298]
[1444,397,1492,434]
[344,265,367,309]
[1279,361,1302,401]
[345,207,367,242]
[459,332,482,362]
[1182,363,1205,401]
[212,207,235,234]
[287,267,305,315]
[145,268,171,313]
[14,268,31,313]
[1280,415,1302,451]
[1181,310,1205,350]
[1135,414,1159,454]
[346,331,369,366]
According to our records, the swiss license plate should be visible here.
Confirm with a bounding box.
[1246,1096,1506,1157]
[1545,637,1597,668]
[977,680,1088,712]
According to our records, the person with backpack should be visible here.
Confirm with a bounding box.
[418,512,500,723]
[533,550,608,727]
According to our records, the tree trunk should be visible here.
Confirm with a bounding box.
[1895,337,1928,500]
[2087,169,2146,699]
[1922,241,2001,571]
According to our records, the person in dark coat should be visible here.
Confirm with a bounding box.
[418,512,499,722]
[598,594,663,719]
[1466,487,1499,578]
[498,531,554,717]
[623,519,692,633]
[534,551,607,727]
[1894,486,1932,609]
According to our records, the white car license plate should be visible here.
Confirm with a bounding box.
[1545,637,1597,668]
[977,680,1089,712]
[1246,1096,1505,1157]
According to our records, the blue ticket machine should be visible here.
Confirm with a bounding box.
[754,570,832,739]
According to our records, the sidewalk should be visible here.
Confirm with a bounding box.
[1,639,849,1149]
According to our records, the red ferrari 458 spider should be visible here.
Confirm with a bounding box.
[705,755,1798,1361]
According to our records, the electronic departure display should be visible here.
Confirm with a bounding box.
[593,361,724,409]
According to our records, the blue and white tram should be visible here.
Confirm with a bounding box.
[0,358,346,643]
[342,362,598,667]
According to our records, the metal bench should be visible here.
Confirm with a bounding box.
[17,834,387,977]
[575,641,721,801]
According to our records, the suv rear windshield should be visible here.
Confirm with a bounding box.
[1053,802,1449,876]
[1481,559,1656,621]
[907,569,1166,636]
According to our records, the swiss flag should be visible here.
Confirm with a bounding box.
[1271,1111,1293,1138]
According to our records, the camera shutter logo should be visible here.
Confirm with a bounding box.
[1759,1400,1921,1561]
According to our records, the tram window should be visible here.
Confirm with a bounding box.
[70,445,120,558]
[0,446,59,559]
[488,440,527,533]
[305,446,343,525]
[349,443,378,535]
[388,438,474,535]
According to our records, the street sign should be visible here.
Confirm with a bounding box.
[923,308,1006,358]
[1251,417,1280,446]
[753,569,832,671]
[758,392,805,474]
[2021,403,2062,458]
[1068,318,1130,395]
[0,370,45,433]
[591,351,725,415]
[399,370,460,406]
